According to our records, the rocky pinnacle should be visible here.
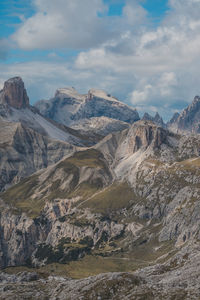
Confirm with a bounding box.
[0,77,29,109]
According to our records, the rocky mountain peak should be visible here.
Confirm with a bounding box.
[168,95,200,133]
[142,112,165,128]
[142,112,153,121]
[35,86,140,127]
[0,77,29,109]
[128,120,167,152]
[154,112,162,122]
[184,95,200,114]
[168,112,180,125]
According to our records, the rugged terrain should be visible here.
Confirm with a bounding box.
[1,77,200,299]
[142,112,165,128]
[168,95,200,134]
[34,87,139,136]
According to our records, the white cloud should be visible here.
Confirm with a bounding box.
[13,0,111,50]
[74,0,200,119]
[2,0,200,121]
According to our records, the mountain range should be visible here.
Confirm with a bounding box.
[1,77,200,299]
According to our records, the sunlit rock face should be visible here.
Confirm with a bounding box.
[34,87,140,128]
[0,77,29,109]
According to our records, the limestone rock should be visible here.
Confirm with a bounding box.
[168,95,200,133]
[0,77,29,109]
[34,87,140,136]
[142,112,165,128]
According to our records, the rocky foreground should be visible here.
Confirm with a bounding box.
[1,245,200,300]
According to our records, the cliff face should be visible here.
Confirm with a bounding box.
[34,88,140,137]
[0,77,29,109]
[125,121,167,152]
[0,119,75,192]
[168,96,200,133]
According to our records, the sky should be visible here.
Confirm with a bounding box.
[0,0,200,120]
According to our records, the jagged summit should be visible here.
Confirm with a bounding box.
[168,112,180,124]
[168,95,200,133]
[142,112,153,120]
[142,111,165,128]
[0,77,29,109]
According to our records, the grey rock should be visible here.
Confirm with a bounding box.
[168,95,200,133]
[0,77,29,109]
[35,87,140,137]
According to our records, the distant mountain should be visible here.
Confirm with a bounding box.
[0,77,97,146]
[34,87,140,135]
[167,112,180,128]
[168,96,200,133]
[0,77,100,191]
[0,119,75,192]
[71,116,130,136]
[0,76,29,109]
[142,112,165,128]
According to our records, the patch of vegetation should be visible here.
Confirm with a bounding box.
[3,254,149,280]
[69,182,102,201]
[1,174,44,218]
[177,157,200,169]
[4,255,130,279]
[34,237,94,265]
[43,149,109,202]
[80,182,137,215]
[66,149,107,169]
[79,236,94,248]
[69,216,93,227]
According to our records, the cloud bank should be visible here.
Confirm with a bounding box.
[1,0,200,120]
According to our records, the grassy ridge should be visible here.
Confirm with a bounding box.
[1,174,44,218]
[0,149,109,217]
[80,182,135,214]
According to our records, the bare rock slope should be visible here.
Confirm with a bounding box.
[35,87,140,136]
[168,95,200,133]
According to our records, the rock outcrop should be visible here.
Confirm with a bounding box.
[168,95,200,133]
[0,119,75,192]
[71,116,130,136]
[0,77,29,109]
[142,112,165,128]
